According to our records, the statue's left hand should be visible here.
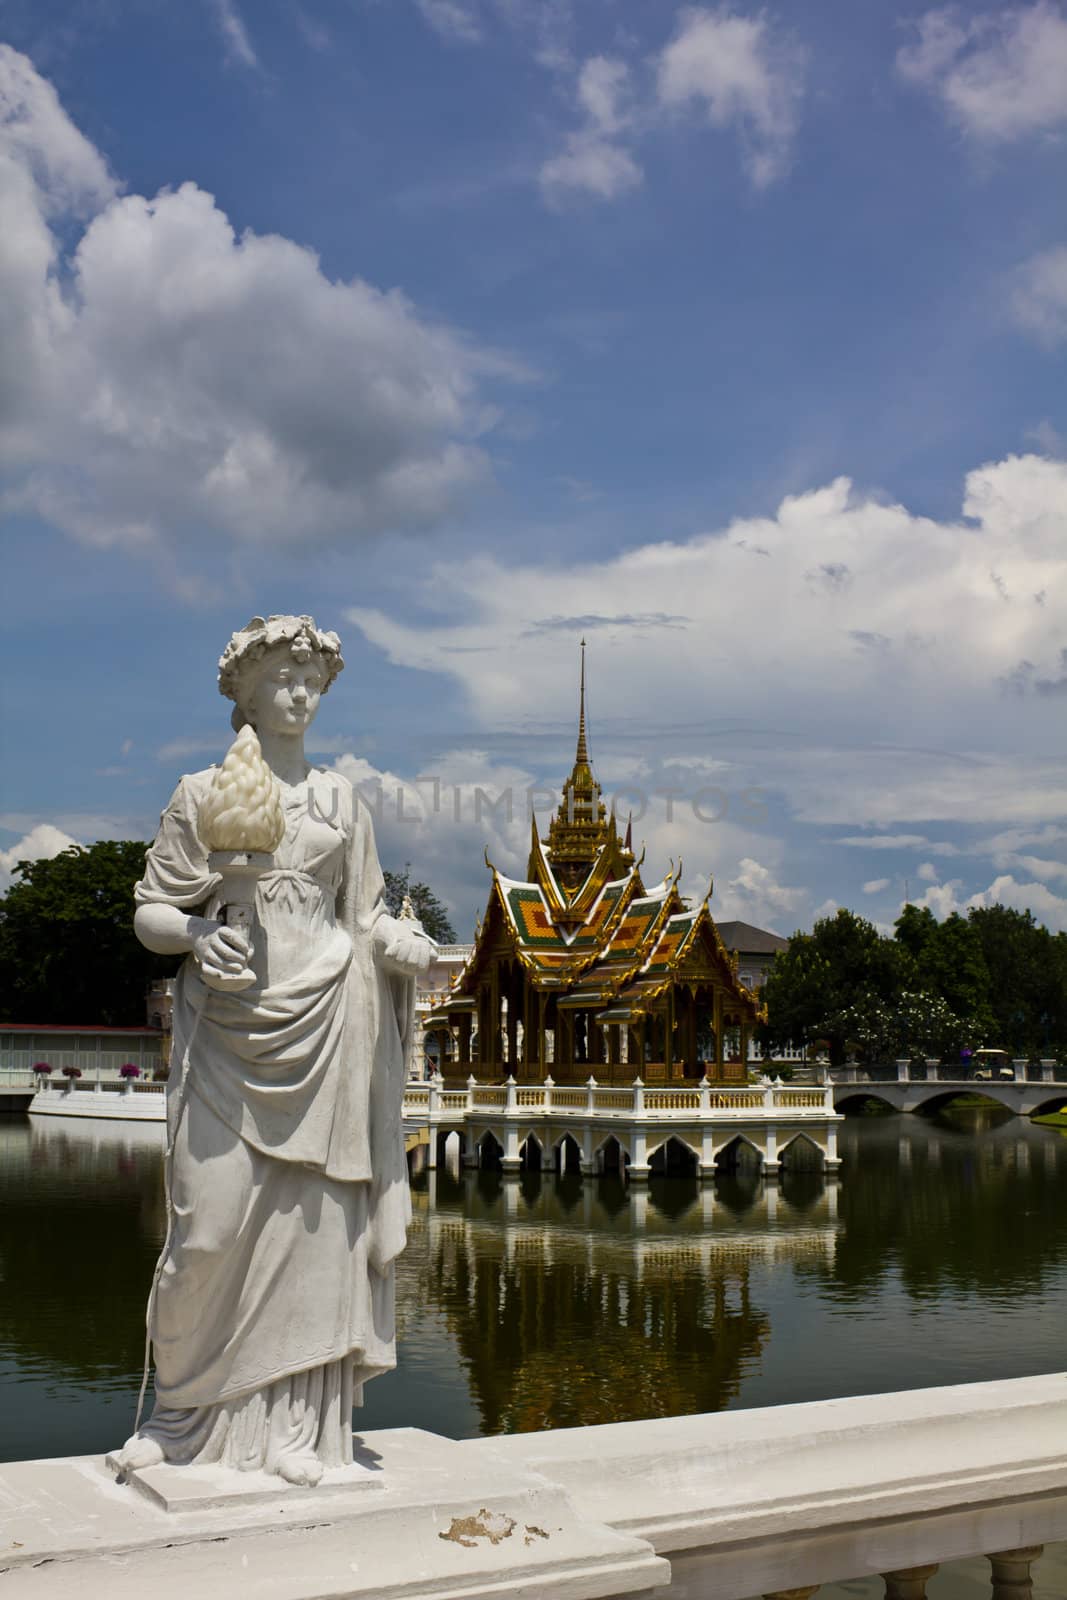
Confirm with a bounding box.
[382,925,435,976]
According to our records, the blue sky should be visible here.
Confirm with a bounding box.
[2,0,1067,938]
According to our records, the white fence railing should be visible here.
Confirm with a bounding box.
[403,1074,837,1122]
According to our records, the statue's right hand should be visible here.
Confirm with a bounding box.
[191,919,250,981]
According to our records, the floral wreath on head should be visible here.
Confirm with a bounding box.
[218,614,345,710]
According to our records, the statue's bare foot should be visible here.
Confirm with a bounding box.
[114,1434,165,1474]
[276,1451,324,1487]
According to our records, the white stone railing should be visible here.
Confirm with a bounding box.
[465,1371,1067,1598]
[403,1074,838,1122]
[3,1373,1063,1596]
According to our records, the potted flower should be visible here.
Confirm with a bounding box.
[119,1062,140,1095]
[32,1061,52,1076]
[61,1065,82,1092]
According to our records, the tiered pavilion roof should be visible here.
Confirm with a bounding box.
[427,646,762,1084]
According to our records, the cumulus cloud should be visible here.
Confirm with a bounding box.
[349,452,1067,756]
[718,856,804,926]
[0,45,523,555]
[862,878,891,894]
[0,822,79,892]
[540,56,643,202]
[1012,244,1067,346]
[656,6,805,186]
[917,861,940,882]
[915,871,1067,932]
[897,2,1067,142]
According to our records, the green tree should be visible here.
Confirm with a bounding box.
[383,864,456,943]
[0,842,175,1025]
[763,908,913,1065]
[966,905,1067,1054]
[893,907,993,1052]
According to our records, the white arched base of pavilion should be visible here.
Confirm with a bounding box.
[404,1076,842,1183]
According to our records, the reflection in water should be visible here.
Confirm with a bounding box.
[2,1107,1067,1462]
[410,1169,837,1434]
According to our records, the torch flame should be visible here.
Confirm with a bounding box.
[198,725,286,853]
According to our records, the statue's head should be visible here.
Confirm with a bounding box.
[219,615,344,736]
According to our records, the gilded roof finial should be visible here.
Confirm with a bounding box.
[575,637,590,766]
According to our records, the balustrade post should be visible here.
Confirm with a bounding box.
[466,1073,476,1111]
[543,1073,554,1111]
[1040,1058,1056,1083]
[895,1057,910,1083]
[699,1074,710,1114]
[824,1120,839,1171]
[632,1075,645,1116]
[881,1566,939,1599]
[586,1074,597,1116]
[987,1546,1044,1598]
[925,1056,939,1083]
[505,1074,517,1114]
[1012,1057,1027,1083]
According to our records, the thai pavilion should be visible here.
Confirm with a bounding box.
[424,651,762,1086]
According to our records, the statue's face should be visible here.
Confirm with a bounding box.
[243,645,325,736]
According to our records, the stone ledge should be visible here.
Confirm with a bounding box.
[0,1429,667,1600]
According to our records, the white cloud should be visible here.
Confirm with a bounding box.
[656,6,805,187]
[915,871,1067,932]
[917,861,940,882]
[0,47,525,555]
[897,3,1067,142]
[838,833,943,851]
[415,0,483,45]
[862,878,891,894]
[0,822,79,892]
[540,56,643,203]
[1013,244,1067,346]
[208,0,260,68]
[718,856,804,928]
[349,452,1067,763]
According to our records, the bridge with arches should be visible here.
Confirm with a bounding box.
[402,1074,842,1183]
[830,1057,1067,1118]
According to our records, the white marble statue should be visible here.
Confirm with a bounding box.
[116,615,433,1487]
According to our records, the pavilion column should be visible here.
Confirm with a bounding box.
[489,964,501,1077]
[535,990,545,1074]
[740,1020,752,1070]
[506,976,519,1074]
[665,993,675,1081]
[687,987,698,1076]
[459,1013,472,1069]
[713,988,724,1079]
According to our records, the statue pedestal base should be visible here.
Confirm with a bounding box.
[103,1453,383,1512]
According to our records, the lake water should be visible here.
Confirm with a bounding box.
[2,1105,1066,1593]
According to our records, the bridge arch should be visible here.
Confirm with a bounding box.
[835,1090,897,1114]
[1028,1093,1067,1117]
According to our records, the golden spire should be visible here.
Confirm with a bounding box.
[575,637,589,767]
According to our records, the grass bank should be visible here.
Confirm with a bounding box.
[1031,1110,1067,1128]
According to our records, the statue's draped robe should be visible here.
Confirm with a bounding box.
[134,767,414,1473]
